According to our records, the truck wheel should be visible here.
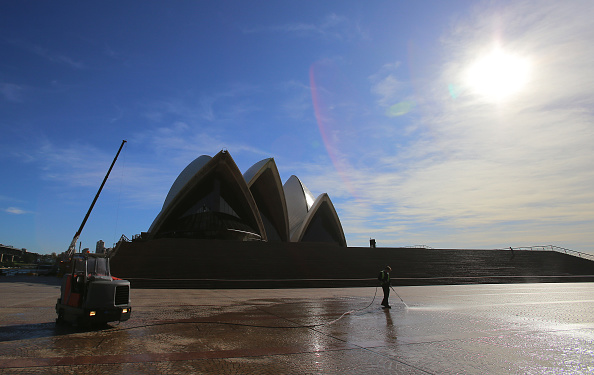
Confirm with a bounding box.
[56,309,66,326]
[75,316,88,328]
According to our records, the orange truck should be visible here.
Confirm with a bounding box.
[56,252,131,326]
[55,140,131,326]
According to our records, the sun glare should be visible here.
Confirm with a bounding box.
[465,47,530,102]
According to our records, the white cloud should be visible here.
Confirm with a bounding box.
[408,0,594,251]
[1,83,25,102]
[298,0,594,252]
[244,13,369,41]
[4,207,29,215]
[370,74,406,107]
[417,0,594,218]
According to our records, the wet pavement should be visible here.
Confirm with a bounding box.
[1,277,593,374]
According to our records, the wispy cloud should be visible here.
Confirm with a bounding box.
[16,89,273,209]
[416,0,594,226]
[244,13,369,41]
[279,81,313,120]
[298,0,594,252]
[370,74,406,107]
[4,207,30,215]
[8,39,84,69]
[2,84,292,221]
[34,141,108,186]
[16,137,169,211]
[0,83,25,102]
[136,122,267,167]
[144,85,261,124]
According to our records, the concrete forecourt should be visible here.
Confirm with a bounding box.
[1,277,593,374]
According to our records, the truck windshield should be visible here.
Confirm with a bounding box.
[73,256,86,274]
[87,257,110,277]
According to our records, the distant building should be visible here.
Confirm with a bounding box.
[96,240,106,254]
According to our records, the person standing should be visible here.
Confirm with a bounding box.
[378,266,392,308]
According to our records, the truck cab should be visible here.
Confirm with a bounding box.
[56,252,131,326]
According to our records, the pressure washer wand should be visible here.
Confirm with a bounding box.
[390,285,408,308]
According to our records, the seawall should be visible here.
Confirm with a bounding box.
[110,239,594,288]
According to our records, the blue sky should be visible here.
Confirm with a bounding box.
[1,0,593,255]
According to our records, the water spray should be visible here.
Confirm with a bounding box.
[390,285,409,309]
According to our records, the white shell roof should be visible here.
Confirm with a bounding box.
[148,152,346,246]
[291,193,347,246]
[283,175,315,239]
[243,158,273,185]
[149,151,265,239]
[162,155,212,210]
[243,158,290,242]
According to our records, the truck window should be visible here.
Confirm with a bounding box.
[86,257,96,276]
[73,257,86,274]
[87,257,109,277]
[95,258,109,276]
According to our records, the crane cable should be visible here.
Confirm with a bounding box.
[113,144,127,247]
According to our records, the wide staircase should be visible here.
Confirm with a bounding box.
[110,239,594,288]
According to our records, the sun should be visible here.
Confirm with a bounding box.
[465,47,530,102]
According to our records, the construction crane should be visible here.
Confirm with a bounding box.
[56,140,131,326]
[65,139,127,260]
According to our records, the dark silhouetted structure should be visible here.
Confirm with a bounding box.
[109,151,594,288]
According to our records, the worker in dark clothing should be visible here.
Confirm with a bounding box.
[378,266,392,308]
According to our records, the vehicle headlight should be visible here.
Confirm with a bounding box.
[89,311,96,316]
[122,308,128,314]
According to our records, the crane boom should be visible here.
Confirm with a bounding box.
[66,140,127,257]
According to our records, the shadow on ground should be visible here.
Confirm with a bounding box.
[0,275,61,286]
[0,321,116,342]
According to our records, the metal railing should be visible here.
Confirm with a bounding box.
[109,234,132,257]
[508,245,594,261]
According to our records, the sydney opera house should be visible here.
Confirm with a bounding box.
[110,150,353,286]
[110,150,594,288]
[146,150,346,246]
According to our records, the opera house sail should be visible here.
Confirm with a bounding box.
[148,151,266,241]
[284,176,347,247]
[243,158,290,242]
[146,150,346,246]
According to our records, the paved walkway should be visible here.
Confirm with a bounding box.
[1,277,593,374]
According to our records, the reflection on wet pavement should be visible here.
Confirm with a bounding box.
[1,279,593,374]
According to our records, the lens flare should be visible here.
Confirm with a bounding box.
[386,101,415,117]
[309,61,358,199]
